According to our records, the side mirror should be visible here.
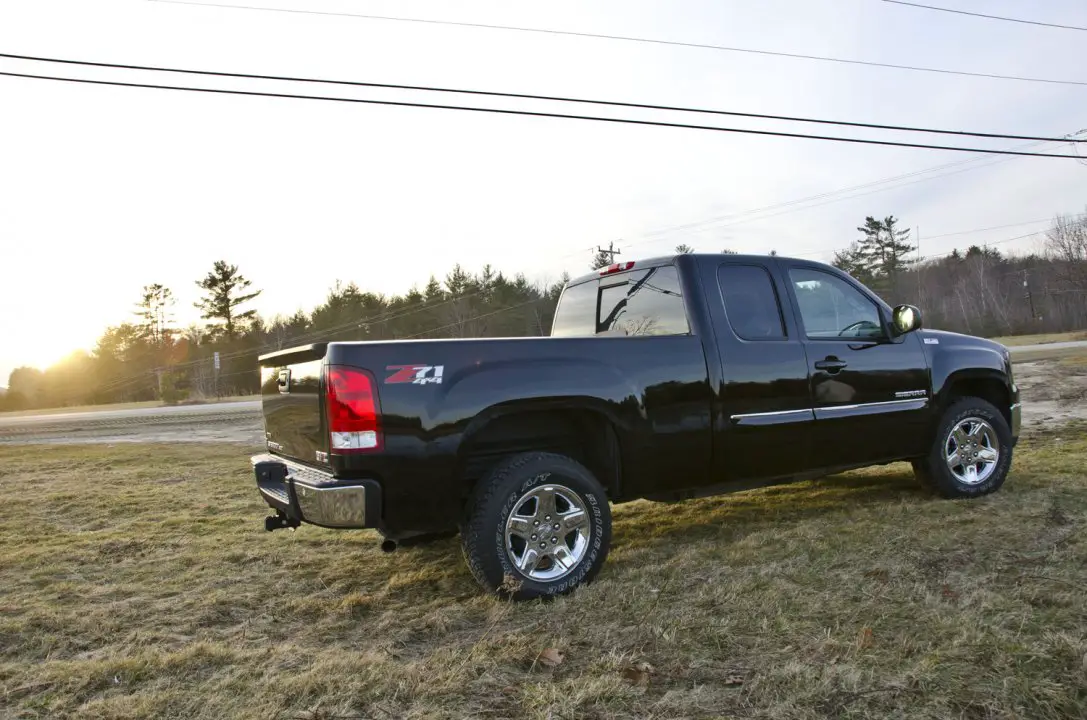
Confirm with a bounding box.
[891,304,922,335]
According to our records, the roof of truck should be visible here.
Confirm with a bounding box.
[565,252,830,287]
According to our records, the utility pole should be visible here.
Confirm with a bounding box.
[596,241,622,264]
[916,225,922,305]
[1023,269,1037,322]
[213,351,221,399]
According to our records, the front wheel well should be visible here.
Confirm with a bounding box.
[456,408,622,503]
[943,376,1011,427]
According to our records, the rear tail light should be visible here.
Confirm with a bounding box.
[600,261,635,275]
[325,365,382,453]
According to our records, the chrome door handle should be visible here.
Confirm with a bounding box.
[814,358,847,373]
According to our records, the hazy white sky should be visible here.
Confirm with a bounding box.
[2,0,1086,381]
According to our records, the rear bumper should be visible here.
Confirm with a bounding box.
[251,453,382,529]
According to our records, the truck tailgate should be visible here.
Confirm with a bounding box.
[259,344,328,466]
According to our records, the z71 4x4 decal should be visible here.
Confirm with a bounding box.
[386,364,444,385]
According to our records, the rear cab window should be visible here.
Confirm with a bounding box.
[717,264,786,340]
[551,264,690,337]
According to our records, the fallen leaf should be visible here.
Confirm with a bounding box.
[723,674,744,686]
[864,569,890,583]
[858,627,874,650]
[941,584,959,600]
[537,647,564,668]
[621,667,650,686]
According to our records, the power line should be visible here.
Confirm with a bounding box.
[1,70,1083,159]
[922,214,1085,241]
[146,0,1087,87]
[617,150,1062,255]
[882,1,1087,32]
[920,230,1046,260]
[2,52,1081,144]
[609,127,1085,254]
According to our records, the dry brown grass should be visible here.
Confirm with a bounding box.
[2,434,1086,719]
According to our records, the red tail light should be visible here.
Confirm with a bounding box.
[325,365,382,453]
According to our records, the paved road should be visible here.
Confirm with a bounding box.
[0,400,260,426]
[0,400,263,446]
[1008,340,1087,355]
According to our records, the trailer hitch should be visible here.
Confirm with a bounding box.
[264,512,300,532]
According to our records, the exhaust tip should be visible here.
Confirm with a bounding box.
[380,539,398,553]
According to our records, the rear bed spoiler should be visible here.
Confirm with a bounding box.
[258,343,329,367]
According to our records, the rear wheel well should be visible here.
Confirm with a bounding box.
[944,377,1010,427]
[456,409,621,503]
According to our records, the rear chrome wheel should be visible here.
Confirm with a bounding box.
[461,452,611,600]
[504,483,591,581]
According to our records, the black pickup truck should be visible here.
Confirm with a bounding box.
[252,253,1021,599]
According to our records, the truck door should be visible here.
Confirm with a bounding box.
[779,262,931,468]
[702,259,814,482]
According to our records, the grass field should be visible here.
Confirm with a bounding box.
[2,434,1085,719]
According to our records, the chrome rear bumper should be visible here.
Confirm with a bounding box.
[251,453,380,529]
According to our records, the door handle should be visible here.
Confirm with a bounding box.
[814,357,848,373]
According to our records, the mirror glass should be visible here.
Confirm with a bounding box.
[892,305,921,334]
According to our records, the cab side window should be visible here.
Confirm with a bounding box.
[717,264,786,340]
[789,268,883,339]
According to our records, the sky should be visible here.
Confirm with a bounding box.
[2,0,1086,382]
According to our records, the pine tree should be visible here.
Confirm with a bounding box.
[878,215,916,297]
[135,284,174,346]
[833,241,873,286]
[194,261,262,340]
[845,215,916,296]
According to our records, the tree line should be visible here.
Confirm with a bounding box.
[831,210,1087,337]
[1,262,567,411]
[3,208,1085,411]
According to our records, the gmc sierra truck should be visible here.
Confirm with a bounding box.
[251,253,1021,599]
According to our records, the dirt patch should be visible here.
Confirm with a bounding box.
[1014,357,1087,433]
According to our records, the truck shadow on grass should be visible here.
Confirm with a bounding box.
[355,465,937,601]
[608,465,936,556]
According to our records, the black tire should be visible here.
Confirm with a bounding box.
[914,397,1013,498]
[461,452,611,600]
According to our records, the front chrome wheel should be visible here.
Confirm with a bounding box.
[945,416,1000,485]
[505,483,591,581]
